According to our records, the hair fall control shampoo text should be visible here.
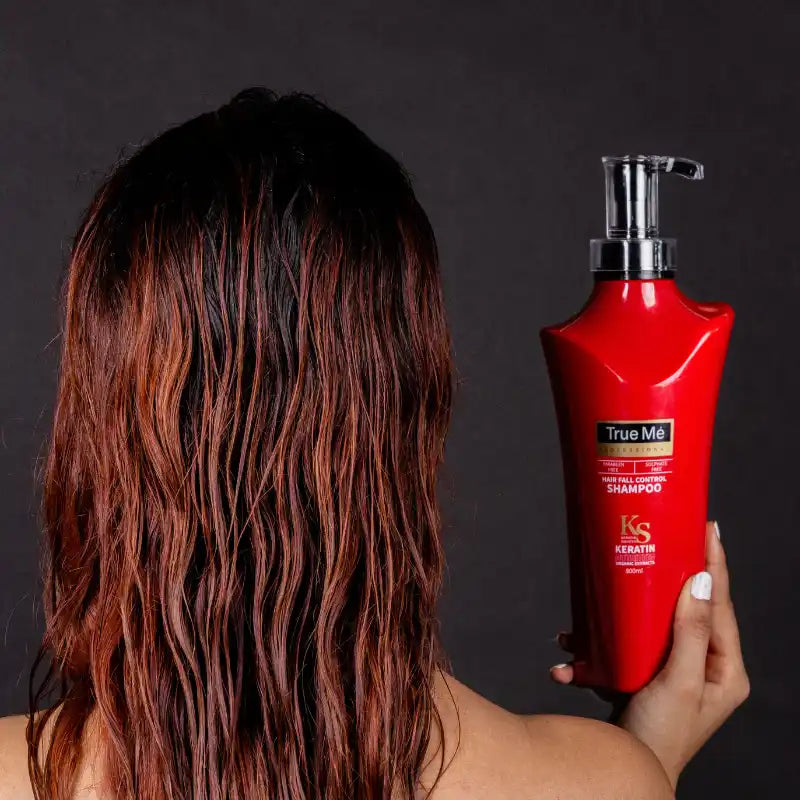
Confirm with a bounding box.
[540,156,733,693]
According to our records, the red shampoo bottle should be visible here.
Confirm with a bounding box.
[540,156,733,693]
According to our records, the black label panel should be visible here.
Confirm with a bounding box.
[596,419,674,457]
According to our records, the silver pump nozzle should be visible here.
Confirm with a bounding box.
[590,155,704,277]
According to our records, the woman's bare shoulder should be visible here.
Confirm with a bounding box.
[0,708,100,800]
[424,672,674,800]
[0,714,33,800]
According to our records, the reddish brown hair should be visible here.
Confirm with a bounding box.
[28,88,454,799]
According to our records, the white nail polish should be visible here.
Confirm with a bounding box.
[713,521,721,540]
[691,571,713,600]
[551,663,569,670]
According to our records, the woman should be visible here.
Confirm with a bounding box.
[0,88,748,799]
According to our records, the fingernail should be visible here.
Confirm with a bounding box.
[713,520,721,540]
[691,571,713,601]
[551,663,569,670]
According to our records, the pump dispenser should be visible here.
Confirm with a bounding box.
[591,155,704,278]
[540,155,733,693]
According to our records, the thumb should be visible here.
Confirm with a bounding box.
[661,571,713,691]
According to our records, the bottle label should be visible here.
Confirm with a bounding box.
[595,418,675,573]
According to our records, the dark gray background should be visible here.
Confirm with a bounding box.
[1,0,797,796]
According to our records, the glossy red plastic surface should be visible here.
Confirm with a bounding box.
[541,278,733,693]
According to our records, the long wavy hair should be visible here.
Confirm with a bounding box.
[27,88,454,799]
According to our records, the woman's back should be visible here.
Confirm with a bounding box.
[1,672,673,798]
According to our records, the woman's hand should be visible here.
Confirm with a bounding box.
[550,521,750,789]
